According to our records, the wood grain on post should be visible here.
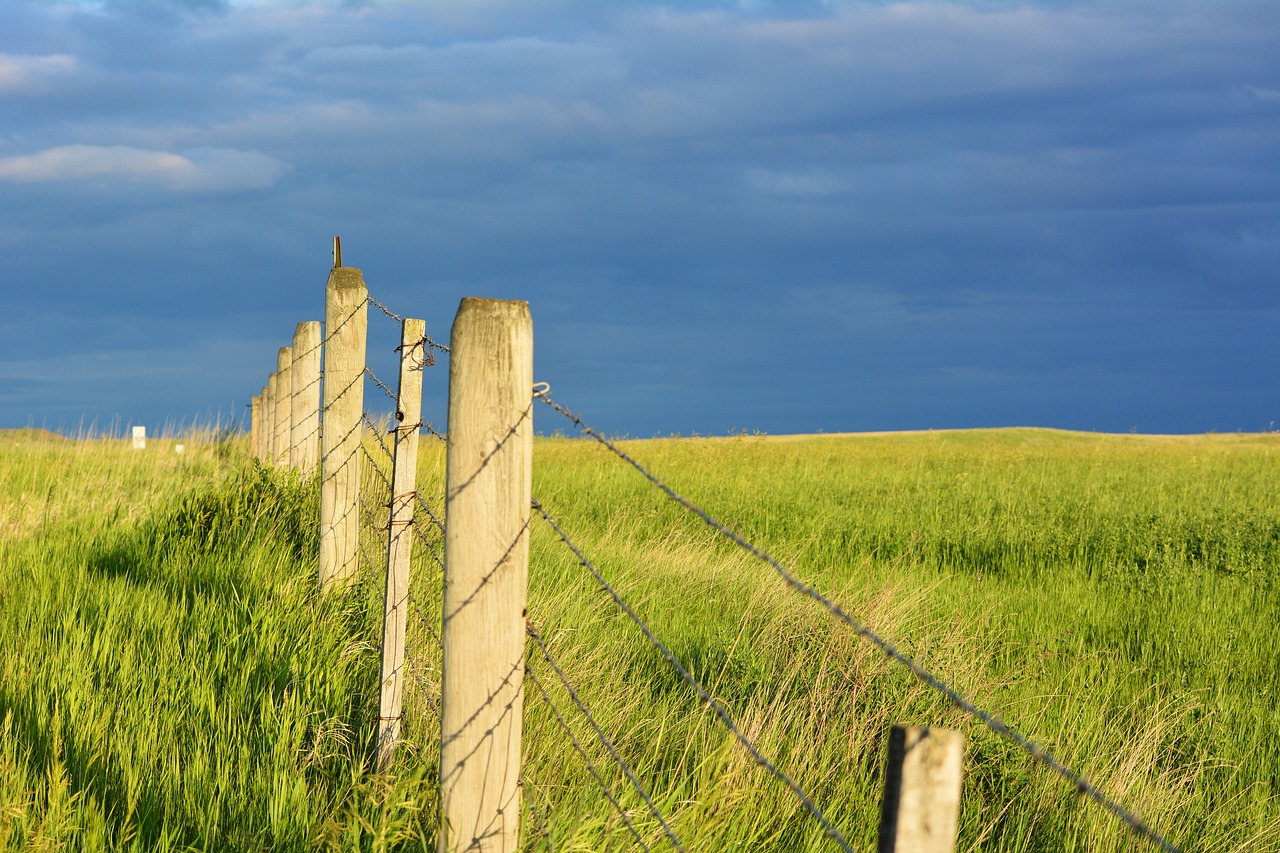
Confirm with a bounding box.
[877,725,965,853]
[290,321,323,473]
[265,372,278,466]
[274,346,293,467]
[319,266,368,590]
[375,318,425,773]
[439,298,532,853]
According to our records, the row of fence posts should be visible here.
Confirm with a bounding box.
[248,240,965,853]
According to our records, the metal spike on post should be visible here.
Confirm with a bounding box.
[376,318,425,773]
[877,725,965,853]
[439,298,533,853]
[333,235,342,269]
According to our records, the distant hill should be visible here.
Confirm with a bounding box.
[0,428,67,441]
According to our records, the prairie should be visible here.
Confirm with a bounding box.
[1,427,1276,851]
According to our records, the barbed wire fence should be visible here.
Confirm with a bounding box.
[527,393,1183,853]
[247,242,1184,853]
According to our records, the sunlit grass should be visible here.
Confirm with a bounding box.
[1,427,1276,850]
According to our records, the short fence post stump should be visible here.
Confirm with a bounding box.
[877,725,965,853]
[439,298,532,853]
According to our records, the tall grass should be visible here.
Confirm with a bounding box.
[517,429,1279,851]
[1,427,1276,850]
[0,432,431,851]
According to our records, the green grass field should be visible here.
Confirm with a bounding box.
[1,427,1277,851]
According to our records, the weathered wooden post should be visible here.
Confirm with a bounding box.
[250,394,262,460]
[274,346,293,467]
[259,384,270,462]
[439,298,532,853]
[375,318,426,773]
[319,247,368,590]
[265,372,278,465]
[291,320,323,473]
[877,726,965,853]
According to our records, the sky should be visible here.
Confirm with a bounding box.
[1,0,1277,437]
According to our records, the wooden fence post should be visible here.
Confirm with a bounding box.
[877,725,965,853]
[250,394,262,461]
[291,320,323,473]
[319,257,368,590]
[265,372,278,465]
[375,318,426,773]
[439,298,532,853]
[259,384,270,462]
[274,347,293,467]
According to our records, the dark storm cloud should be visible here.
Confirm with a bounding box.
[0,0,1276,434]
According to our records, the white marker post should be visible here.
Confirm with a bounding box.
[131,425,146,450]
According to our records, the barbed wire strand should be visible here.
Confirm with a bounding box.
[422,419,448,442]
[408,516,446,571]
[367,294,404,323]
[531,498,853,853]
[522,774,555,852]
[405,648,443,723]
[526,620,685,852]
[365,365,398,404]
[525,659,652,852]
[412,492,447,536]
[407,591,444,649]
[537,394,1182,853]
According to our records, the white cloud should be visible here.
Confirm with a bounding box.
[0,53,77,93]
[0,145,289,191]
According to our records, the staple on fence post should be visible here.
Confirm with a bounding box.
[274,347,294,467]
[291,320,322,473]
[375,317,425,773]
[265,372,279,465]
[439,298,532,853]
[877,725,965,853]
[318,253,368,590]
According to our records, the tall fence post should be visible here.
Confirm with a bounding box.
[877,725,965,853]
[375,318,426,773]
[259,384,270,462]
[250,394,262,461]
[319,255,368,590]
[439,298,532,853]
[274,346,293,467]
[291,320,323,473]
[265,372,279,465]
